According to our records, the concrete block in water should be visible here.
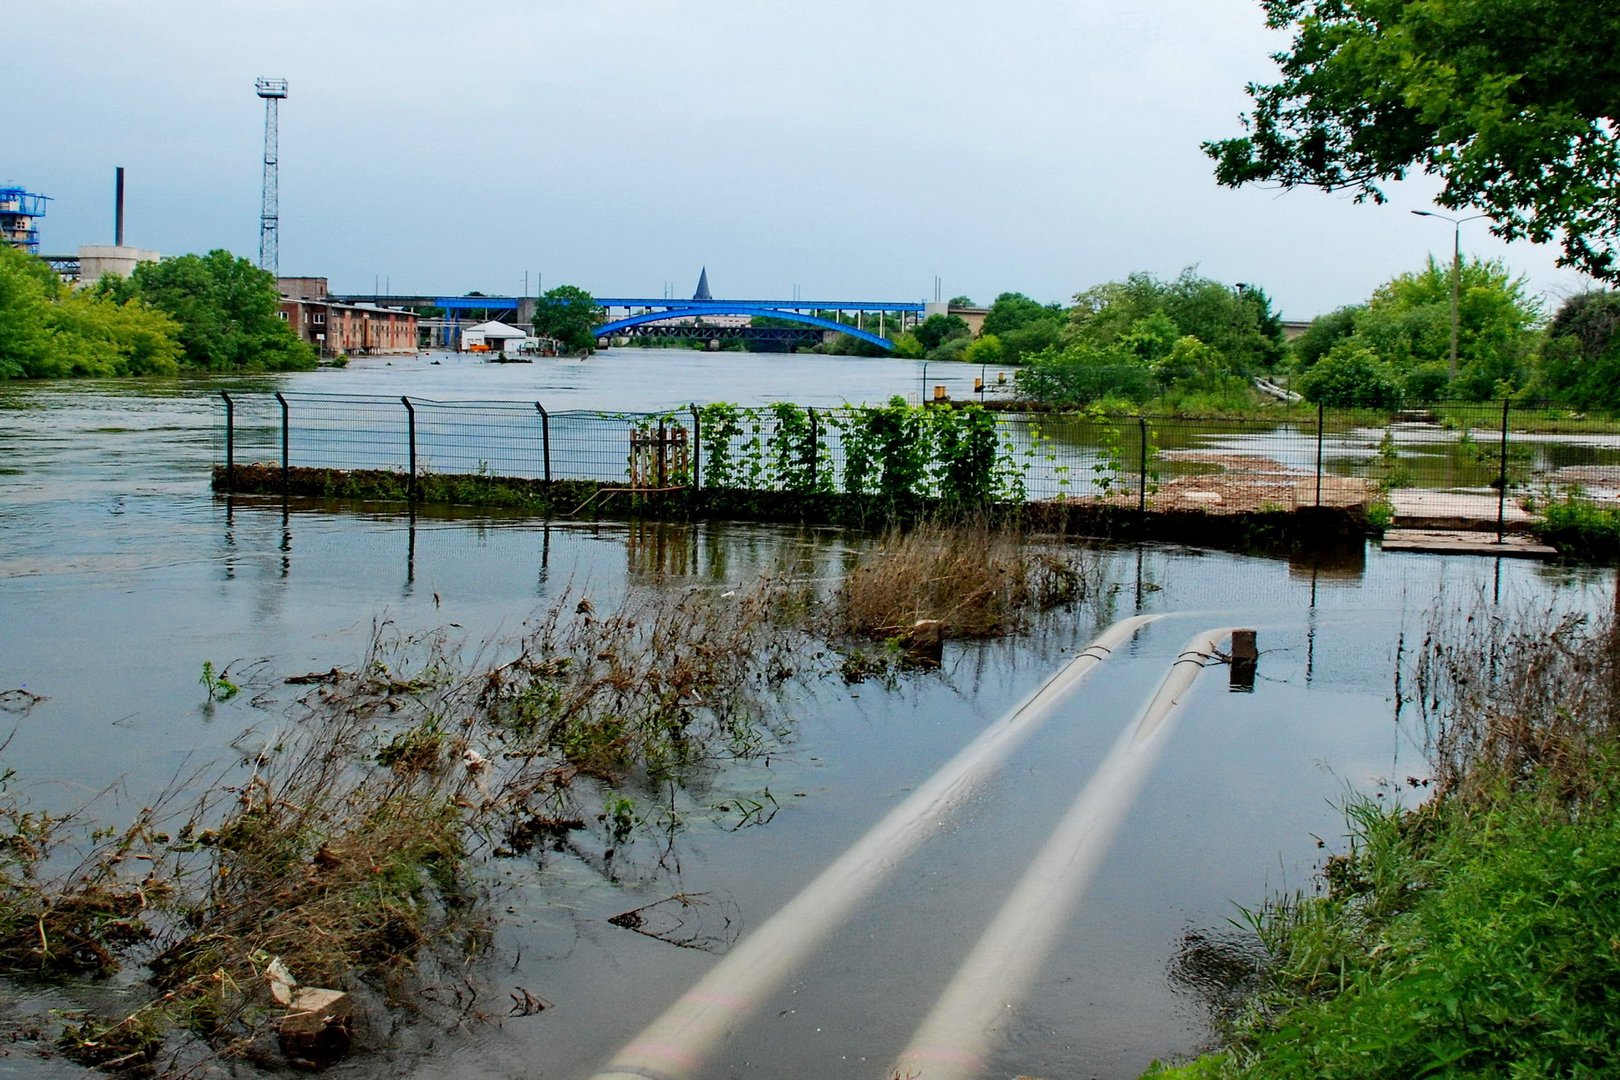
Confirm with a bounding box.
[1230,628,1257,692]
[903,619,945,665]
[278,987,352,1066]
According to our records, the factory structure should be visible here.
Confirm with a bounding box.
[4,79,417,358]
[0,187,50,254]
[4,169,161,283]
[5,165,416,358]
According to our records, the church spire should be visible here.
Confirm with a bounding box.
[692,266,712,301]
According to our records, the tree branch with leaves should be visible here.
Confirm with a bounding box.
[1207,0,1620,279]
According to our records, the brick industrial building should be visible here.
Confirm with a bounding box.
[277,277,417,357]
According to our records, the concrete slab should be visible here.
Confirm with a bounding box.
[1388,489,1533,532]
[1381,529,1558,559]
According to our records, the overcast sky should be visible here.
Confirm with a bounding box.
[12,1,1591,318]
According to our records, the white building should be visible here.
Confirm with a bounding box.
[459,319,530,354]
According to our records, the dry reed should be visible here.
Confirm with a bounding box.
[1409,598,1620,802]
[838,518,1095,640]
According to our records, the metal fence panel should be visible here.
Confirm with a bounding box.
[214,394,1620,525]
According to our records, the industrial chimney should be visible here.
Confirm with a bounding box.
[76,165,158,282]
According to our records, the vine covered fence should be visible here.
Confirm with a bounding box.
[215,393,1620,529]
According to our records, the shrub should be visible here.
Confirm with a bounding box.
[1402,361,1451,403]
[1295,344,1405,408]
[1015,343,1158,406]
[1533,493,1620,560]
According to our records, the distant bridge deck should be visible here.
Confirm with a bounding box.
[331,294,924,313]
[329,294,924,352]
[596,297,925,313]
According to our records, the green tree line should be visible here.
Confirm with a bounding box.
[0,246,315,380]
[851,262,1620,413]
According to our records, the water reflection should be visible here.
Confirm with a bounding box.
[7,374,1620,1080]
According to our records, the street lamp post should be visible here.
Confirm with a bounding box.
[1411,210,1489,381]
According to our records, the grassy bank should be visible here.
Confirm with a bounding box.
[1149,607,1620,1078]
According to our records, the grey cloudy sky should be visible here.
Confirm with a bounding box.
[13,1,1590,318]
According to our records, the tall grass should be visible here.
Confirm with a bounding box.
[1411,602,1620,801]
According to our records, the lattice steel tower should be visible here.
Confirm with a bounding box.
[255,77,288,274]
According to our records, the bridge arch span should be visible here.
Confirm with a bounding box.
[595,305,895,352]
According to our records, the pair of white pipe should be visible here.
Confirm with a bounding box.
[891,627,1233,1079]
[590,617,1232,1080]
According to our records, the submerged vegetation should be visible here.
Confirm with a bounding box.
[1150,604,1620,1078]
[0,519,1099,1073]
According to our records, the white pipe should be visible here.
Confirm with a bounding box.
[891,627,1235,1080]
[589,615,1161,1080]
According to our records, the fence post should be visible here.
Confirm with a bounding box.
[535,402,551,482]
[274,391,289,495]
[809,407,820,491]
[402,396,417,503]
[1497,398,1510,543]
[1315,400,1325,508]
[1137,416,1148,513]
[657,418,668,488]
[221,391,235,492]
[691,404,702,491]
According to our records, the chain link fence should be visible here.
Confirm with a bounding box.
[217,394,1620,531]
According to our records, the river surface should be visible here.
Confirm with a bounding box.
[0,351,1613,1079]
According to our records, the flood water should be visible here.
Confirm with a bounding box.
[1,350,1613,1080]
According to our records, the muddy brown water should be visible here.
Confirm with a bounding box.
[0,354,1612,1079]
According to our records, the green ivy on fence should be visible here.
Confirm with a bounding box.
[692,398,1027,507]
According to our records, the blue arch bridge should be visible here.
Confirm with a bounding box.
[593,296,924,351]
[331,291,927,352]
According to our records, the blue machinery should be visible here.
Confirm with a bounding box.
[0,187,50,255]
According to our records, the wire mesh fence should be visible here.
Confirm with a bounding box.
[216,393,1620,529]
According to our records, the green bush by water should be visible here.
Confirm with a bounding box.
[1149,610,1620,1078]
[1534,493,1620,560]
[1150,780,1620,1078]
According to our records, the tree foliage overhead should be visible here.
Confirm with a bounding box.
[1207,0,1620,279]
[97,250,315,372]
